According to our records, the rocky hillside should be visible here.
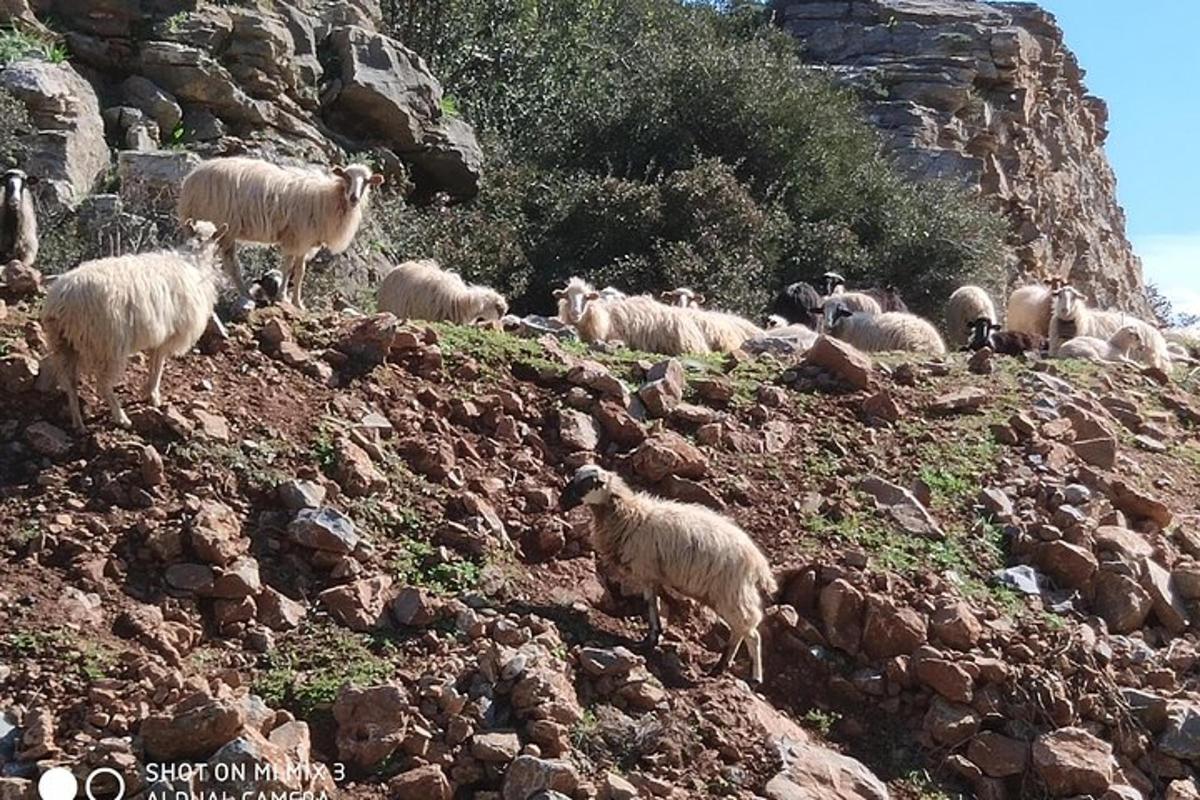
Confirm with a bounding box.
[773,0,1149,314]
[3,262,1200,800]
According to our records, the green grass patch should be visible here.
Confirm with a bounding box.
[3,628,117,681]
[0,28,68,65]
[390,535,482,595]
[254,623,395,719]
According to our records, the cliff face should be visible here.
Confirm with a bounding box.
[774,0,1149,314]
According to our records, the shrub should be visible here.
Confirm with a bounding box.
[364,0,1008,320]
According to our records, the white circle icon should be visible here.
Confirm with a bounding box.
[85,768,125,800]
[37,767,78,800]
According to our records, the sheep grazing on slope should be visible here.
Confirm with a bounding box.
[827,305,946,356]
[1005,276,1065,337]
[771,281,823,329]
[965,318,1047,356]
[556,278,710,355]
[1049,286,1169,368]
[40,219,228,432]
[560,465,777,683]
[377,259,508,324]
[660,287,704,308]
[177,157,383,308]
[945,285,997,347]
[1056,326,1147,365]
[0,168,38,268]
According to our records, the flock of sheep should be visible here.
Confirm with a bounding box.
[1,154,1194,683]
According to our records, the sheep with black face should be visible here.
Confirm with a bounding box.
[0,168,38,268]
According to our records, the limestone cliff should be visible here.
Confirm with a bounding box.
[773,0,1149,314]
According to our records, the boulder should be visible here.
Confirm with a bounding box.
[190,500,247,567]
[333,685,408,769]
[502,756,581,800]
[1035,540,1097,590]
[318,575,393,632]
[967,732,1029,778]
[765,739,890,800]
[1031,727,1114,796]
[288,507,359,554]
[629,431,706,482]
[803,335,872,389]
[1142,559,1190,633]
[1093,570,1152,634]
[141,697,244,760]
[858,475,944,539]
[819,579,864,655]
[390,765,451,800]
[0,59,109,208]
[862,597,927,659]
[121,76,182,138]
[117,150,200,212]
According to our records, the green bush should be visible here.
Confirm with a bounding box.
[366,0,1007,320]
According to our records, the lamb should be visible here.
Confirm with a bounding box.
[660,287,704,308]
[1049,286,1169,368]
[945,285,997,347]
[0,168,38,267]
[377,259,508,324]
[1055,326,1146,365]
[177,157,383,308]
[560,465,777,683]
[965,318,1047,356]
[556,278,710,355]
[827,304,946,356]
[770,281,822,329]
[40,219,228,432]
[1005,277,1065,337]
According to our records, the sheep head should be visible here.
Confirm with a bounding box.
[822,271,846,296]
[1110,325,1143,352]
[332,163,384,207]
[823,300,852,332]
[1052,285,1084,320]
[965,317,997,351]
[560,464,613,509]
[660,287,704,308]
[554,277,597,324]
[474,289,509,323]
[2,169,36,204]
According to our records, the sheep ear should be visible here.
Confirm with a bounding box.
[586,291,601,301]
[552,289,565,299]
[182,218,196,235]
[369,174,384,186]
[659,291,672,301]
[214,222,229,240]
[331,166,346,178]
[694,294,706,305]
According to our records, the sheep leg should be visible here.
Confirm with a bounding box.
[219,237,246,296]
[59,353,84,433]
[99,363,130,428]
[641,588,662,649]
[288,254,308,310]
[711,633,744,677]
[143,349,166,407]
[747,628,764,685]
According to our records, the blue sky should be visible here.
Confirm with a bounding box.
[1021,0,1200,316]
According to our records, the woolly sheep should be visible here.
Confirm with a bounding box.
[823,291,882,318]
[1005,277,1065,337]
[177,157,383,308]
[660,287,704,308]
[0,168,38,267]
[556,278,710,355]
[945,285,997,347]
[560,465,777,683]
[765,314,789,329]
[965,319,1047,356]
[683,306,763,352]
[758,322,818,353]
[40,219,228,432]
[377,259,508,324]
[771,281,822,329]
[1056,326,1146,365]
[828,305,946,356]
[1049,286,1169,368]
[599,286,628,301]
[823,272,907,312]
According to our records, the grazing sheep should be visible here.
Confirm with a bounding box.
[1005,277,1065,337]
[40,219,228,432]
[660,287,704,308]
[556,278,710,355]
[177,157,383,308]
[827,305,946,356]
[1056,326,1146,365]
[945,285,997,346]
[771,281,822,329]
[684,306,763,352]
[0,168,38,267]
[560,465,776,683]
[965,318,1047,356]
[377,259,508,324]
[1049,286,1169,368]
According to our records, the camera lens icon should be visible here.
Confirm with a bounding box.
[38,767,125,800]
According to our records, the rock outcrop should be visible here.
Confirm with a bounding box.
[773,0,1149,314]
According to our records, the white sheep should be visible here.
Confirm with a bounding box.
[560,465,777,683]
[40,219,228,432]
[945,285,997,347]
[684,306,763,352]
[1049,286,1169,369]
[177,157,383,308]
[599,286,628,301]
[765,314,789,329]
[827,305,946,356]
[823,291,881,319]
[556,278,710,355]
[1005,277,1064,337]
[660,287,703,308]
[1056,326,1146,365]
[0,168,38,267]
[377,259,508,324]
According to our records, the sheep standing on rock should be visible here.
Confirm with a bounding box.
[556,278,710,355]
[1049,286,1169,369]
[560,465,777,683]
[377,259,508,324]
[1056,326,1147,365]
[0,168,38,268]
[177,157,383,309]
[965,319,1047,356]
[40,219,228,432]
[945,285,997,347]
[827,304,946,356]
